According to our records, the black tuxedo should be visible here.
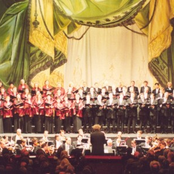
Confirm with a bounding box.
[127,86,139,96]
[138,98,150,130]
[90,130,105,155]
[148,98,158,132]
[158,98,171,133]
[126,98,138,133]
[61,143,73,156]
[116,99,127,132]
[140,86,151,94]
[152,88,160,97]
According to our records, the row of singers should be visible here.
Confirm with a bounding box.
[0,89,174,133]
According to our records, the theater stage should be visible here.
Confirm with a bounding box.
[1,132,173,146]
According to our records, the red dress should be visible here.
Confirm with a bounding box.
[33,99,45,115]
[44,99,54,117]
[18,84,28,93]
[54,101,65,119]
[3,101,13,118]
[13,99,24,117]
[24,99,33,117]
[73,100,84,117]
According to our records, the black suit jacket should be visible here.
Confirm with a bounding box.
[90,130,105,155]
[140,86,151,94]
[127,86,139,96]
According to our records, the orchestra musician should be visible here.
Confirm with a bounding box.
[54,134,62,150]
[3,95,13,133]
[13,128,23,144]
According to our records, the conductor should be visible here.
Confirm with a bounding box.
[90,124,106,155]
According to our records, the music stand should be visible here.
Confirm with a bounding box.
[134,139,145,145]
[116,146,127,155]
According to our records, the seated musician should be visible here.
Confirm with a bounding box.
[112,131,125,148]
[131,140,142,156]
[61,137,73,156]
[138,136,153,155]
[14,128,23,145]
[40,130,50,142]
[59,130,66,142]
[54,134,63,150]
[32,138,40,154]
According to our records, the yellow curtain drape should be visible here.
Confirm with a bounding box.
[29,0,54,58]
[148,0,174,60]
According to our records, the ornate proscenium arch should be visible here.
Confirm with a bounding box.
[54,0,146,28]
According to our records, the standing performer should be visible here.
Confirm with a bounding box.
[31,82,42,96]
[54,98,65,133]
[148,93,158,133]
[17,79,28,94]
[42,80,53,97]
[63,96,73,133]
[33,93,44,133]
[152,83,160,98]
[24,94,33,133]
[95,94,104,127]
[116,93,127,132]
[90,124,106,155]
[54,82,65,96]
[127,81,139,97]
[140,80,151,94]
[44,94,54,133]
[83,93,93,132]
[9,87,18,102]
[106,93,117,133]
[3,96,13,133]
[127,92,138,133]
[0,87,7,101]
[7,82,15,96]
[158,92,171,133]
[13,94,24,132]
[73,94,84,133]
[138,93,150,132]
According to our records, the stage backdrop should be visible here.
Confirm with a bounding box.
[64,25,153,88]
